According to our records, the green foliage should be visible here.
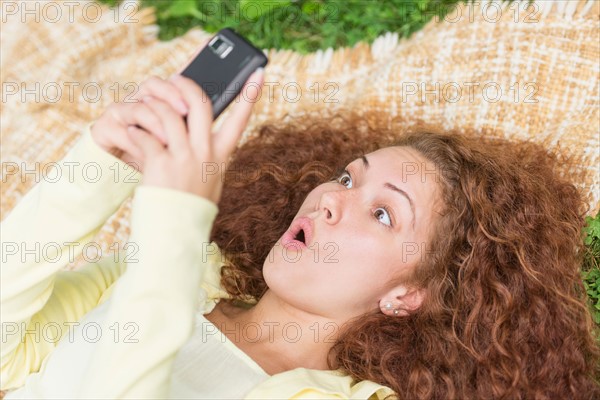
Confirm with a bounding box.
[98,0,120,6]
[97,0,462,53]
[582,212,600,325]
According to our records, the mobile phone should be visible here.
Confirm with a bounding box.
[180,28,268,120]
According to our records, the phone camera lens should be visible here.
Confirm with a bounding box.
[208,36,233,59]
[211,38,224,50]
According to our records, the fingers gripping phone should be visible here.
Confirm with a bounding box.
[181,28,269,121]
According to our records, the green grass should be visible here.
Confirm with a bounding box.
[97,0,462,53]
[583,212,600,326]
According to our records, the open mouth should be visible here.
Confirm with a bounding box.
[282,217,313,250]
[294,229,306,244]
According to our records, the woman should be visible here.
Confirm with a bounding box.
[1,71,598,399]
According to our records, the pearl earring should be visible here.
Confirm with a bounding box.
[384,302,400,315]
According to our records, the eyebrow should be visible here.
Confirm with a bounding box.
[360,155,416,230]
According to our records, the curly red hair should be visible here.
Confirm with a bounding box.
[210,111,600,399]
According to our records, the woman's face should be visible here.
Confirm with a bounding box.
[263,146,441,323]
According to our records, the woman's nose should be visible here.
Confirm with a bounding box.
[317,190,344,224]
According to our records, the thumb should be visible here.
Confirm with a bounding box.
[127,126,164,157]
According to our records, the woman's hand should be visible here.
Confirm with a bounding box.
[90,77,191,172]
[90,40,210,172]
[126,70,264,204]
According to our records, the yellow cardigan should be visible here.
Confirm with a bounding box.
[0,126,395,399]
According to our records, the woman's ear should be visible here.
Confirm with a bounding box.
[379,286,425,316]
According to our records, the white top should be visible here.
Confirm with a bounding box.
[168,312,271,399]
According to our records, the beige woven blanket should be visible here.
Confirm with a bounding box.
[1,0,599,272]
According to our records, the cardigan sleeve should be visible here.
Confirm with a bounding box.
[0,125,141,390]
[75,185,220,399]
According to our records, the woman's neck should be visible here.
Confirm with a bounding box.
[204,290,340,375]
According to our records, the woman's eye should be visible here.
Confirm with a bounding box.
[332,169,393,228]
[336,171,353,188]
[374,207,392,227]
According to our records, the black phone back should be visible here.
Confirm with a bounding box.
[180,28,268,120]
